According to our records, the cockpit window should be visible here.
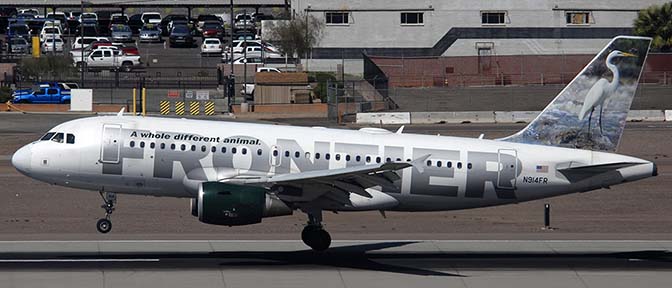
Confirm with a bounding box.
[66,134,75,144]
[51,132,64,143]
[40,132,56,141]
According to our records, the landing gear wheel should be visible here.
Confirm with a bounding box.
[96,192,116,234]
[96,218,112,233]
[301,225,331,251]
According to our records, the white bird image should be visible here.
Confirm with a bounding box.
[578,50,636,134]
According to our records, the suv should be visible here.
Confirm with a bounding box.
[169,25,194,47]
[141,12,161,24]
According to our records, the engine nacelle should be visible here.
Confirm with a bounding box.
[195,182,292,226]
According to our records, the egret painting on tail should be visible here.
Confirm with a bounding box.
[578,50,636,134]
[502,36,651,152]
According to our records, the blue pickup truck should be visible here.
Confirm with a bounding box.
[12,82,75,104]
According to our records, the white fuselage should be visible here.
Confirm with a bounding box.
[12,116,656,212]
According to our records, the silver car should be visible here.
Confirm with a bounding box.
[111,24,133,43]
[9,38,29,54]
[139,24,162,43]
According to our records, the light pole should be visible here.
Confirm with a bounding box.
[228,0,234,112]
[79,1,92,88]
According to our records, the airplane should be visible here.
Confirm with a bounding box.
[11,36,657,251]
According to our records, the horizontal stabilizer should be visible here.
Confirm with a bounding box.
[558,162,640,183]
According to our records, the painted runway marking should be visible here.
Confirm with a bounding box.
[0,259,160,263]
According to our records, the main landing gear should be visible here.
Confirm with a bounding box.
[96,192,116,234]
[301,210,331,251]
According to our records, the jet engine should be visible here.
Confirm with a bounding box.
[192,182,292,226]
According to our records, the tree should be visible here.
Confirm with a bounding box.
[265,12,324,63]
[634,2,672,51]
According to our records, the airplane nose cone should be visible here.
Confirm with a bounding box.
[11,145,32,175]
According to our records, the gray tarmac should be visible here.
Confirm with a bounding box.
[0,113,670,287]
[1,240,672,288]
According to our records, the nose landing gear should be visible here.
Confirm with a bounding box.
[301,210,331,251]
[96,192,116,234]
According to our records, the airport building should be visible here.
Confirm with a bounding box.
[292,0,669,74]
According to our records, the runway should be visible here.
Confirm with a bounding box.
[1,240,672,288]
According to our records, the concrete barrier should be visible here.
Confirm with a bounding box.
[356,112,411,124]
[626,110,666,122]
[494,111,539,123]
[410,111,494,124]
[666,110,672,121]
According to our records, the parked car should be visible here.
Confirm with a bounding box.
[42,37,64,53]
[70,43,118,60]
[196,14,220,33]
[139,24,162,42]
[12,86,71,104]
[141,12,161,24]
[79,21,99,36]
[109,14,129,28]
[8,24,30,41]
[257,66,281,73]
[39,26,63,42]
[72,36,109,49]
[201,38,222,55]
[160,14,188,36]
[46,12,69,32]
[223,46,282,62]
[228,56,264,64]
[234,13,254,30]
[168,25,194,47]
[111,24,133,42]
[75,48,142,72]
[79,12,97,23]
[128,14,144,34]
[8,37,29,54]
[201,21,224,39]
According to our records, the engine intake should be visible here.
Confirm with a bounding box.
[194,182,292,226]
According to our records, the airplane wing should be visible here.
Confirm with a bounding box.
[228,155,430,198]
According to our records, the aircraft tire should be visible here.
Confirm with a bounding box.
[301,226,331,251]
[96,218,112,234]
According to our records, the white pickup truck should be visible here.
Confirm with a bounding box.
[75,48,142,72]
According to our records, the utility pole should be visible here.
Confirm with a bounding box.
[80,1,85,88]
[228,0,235,112]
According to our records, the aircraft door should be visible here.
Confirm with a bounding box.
[270,145,281,167]
[497,149,518,190]
[100,124,122,163]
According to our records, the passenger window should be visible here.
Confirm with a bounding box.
[180,144,186,151]
[325,153,331,160]
[38,88,47,95]
[51,132,64,143]
[294,151,300,158]
[376,157,381,163]
[447,161,452,168]
[190,145,196,151]
[257,149,263,156]
[140,141,145,148]
[437,161,442,167]
[305,152,311,159]
[346,155,351,161]
[40,132,55,141]
[91,50,102,58]
[211,146,216,153]
[66,133,75,144]
[232,147,237,154]
[315,153,320,159]
[170,143,175,150]
[273,150,278,156]
[284,151,290,157]
[366,156,371,163]
[467,163,473,169]
[386,157,391,163]
[47,88,58,95]
[130,141,135,147]
[201,145,206,152]
[150,142,155,149]
[355,155,361,162]
[335,154,341,161]
[221,147,227,153]
[426,160,432,166]
[457,162,462,169]
[160,143,165,149]
[242,148,247,155]
[396,158,402,162]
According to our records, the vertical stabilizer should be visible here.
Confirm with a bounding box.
[500,36,651,152]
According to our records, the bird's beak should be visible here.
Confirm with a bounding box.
[621,52,637,57]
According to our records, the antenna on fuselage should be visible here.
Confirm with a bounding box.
[116,107,125,117]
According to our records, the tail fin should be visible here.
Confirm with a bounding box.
[500,36,651,152]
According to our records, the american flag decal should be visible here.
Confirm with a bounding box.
[536,165,549,173]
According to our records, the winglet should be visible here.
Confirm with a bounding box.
[410,154,431,173]
[396,126,405,134]
[116,107,125,116]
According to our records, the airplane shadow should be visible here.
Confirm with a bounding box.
[1,241,672,277]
